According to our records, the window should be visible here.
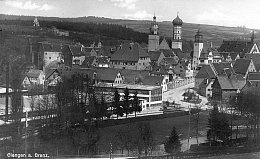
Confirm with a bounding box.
[49,57,51,59]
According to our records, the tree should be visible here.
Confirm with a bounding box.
[100,92,108,120]
[123,87,130,118]
[132,91,141,117]
[113,88,123,119]
[207,106,231,145]
[137,122,154,156]
[164,127,181,154]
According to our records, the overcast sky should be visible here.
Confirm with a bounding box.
[1,0,259,29]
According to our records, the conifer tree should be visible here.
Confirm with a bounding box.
[123,87,130,118]
[113,88,123,119]
[164,127,181,154]
[132,90,141,117]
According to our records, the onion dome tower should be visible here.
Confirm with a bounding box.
[172,13,183,50]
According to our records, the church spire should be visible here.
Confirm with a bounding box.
[251,30,255,43]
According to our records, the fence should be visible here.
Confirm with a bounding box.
[167,77,194,90]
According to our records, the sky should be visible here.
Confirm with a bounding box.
[0,0,260,29]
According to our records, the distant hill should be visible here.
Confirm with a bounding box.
[0,14,259,47]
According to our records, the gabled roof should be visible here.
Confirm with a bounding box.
[111,43,149,62]
[241,81,260,96]
[27,69,43,78]
[142,76,164,86]
[150,65,169,75]
[247,72,260,81]
[218,40,254,53]
[244,53,260,71]
[158,38,171,50]
[149,51,162,61]
[195,65,216,79]
[173,48,191,60]
[82,56,96,67]
[69,45,85,56]
[233,58,251,75]
[160,49,175,57]
[162,57,178,66]
[45,68,59,79]
[42,43,62,52]
[217,74,245,90]
[120,69,149,84]
[199,78,213,88]
[211,62,233,75]
[219,52,240,61]
[97,57,109,64]
[95,67,121,82]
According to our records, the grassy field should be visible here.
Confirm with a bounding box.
[97,111,209,151]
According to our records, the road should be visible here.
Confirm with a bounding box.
[163,82,209,109]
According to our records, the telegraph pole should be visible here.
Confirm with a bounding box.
[5,55,9,122]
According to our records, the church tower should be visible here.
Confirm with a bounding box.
[148,14,159,52]
[192,29,204,70]
[33,17,40,30]
[172,13,183,50]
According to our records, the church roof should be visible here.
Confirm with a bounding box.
[218,40,254,53]
[172,15,183,26]
[158,38,171,50]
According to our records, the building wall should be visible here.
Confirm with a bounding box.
[193,42,203,69]
[73,56,85,65]
[44,52,62,67]
[137,57,151,70]
[172,41,182,50]
[148,35,159,52]
[195,78,204,89]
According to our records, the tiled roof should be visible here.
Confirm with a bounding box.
[111,43,149,62]
[82,56,96,67]
[95,67,121,82]
[69,45,85,56]
[241,81,260,96]
[97,57,109,64]
[247,72,260,81]
[120,69,149,84]
[244,53,260,71]
[160,49,175,57]
[173,48,191,60]
[199,78,212,88]
[217,74,245,90]
[27,69,43,78]
[211,62,233,75]
[233,58,251,75]
[218,40,253,53]
[149,51,162,61]
[150,65,168,75]
[142,76,164,86]
[162,57,178,66]
[195,65,216,79]
[42,43,62,52]
[158,38,171,50]
[219,52,240,61]
[45,68,59,79]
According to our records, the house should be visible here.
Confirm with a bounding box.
[195,64,217,89]
[179,60,193,78]
[95,67,123,84]
[96,84,163,111]
[150,65,172,81]
[211,74,246,102]
[233,58,256,77]
[246,72,260,86]
[244,53,260,72]
[23,69,45,88]
[199,44,222,65]
[70,45,86,65]
[219,52,241,62]
[149,50,165,65]
[97,57,110,68]
[110,42,151,70]
[142,75,168,92]
[120,69,149,84]
[198,79,214,97]
[82,56,98,68]
[45,68,61,86]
